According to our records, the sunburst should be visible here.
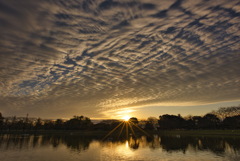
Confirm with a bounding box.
[122,115,130,121]
[102,118,150,141]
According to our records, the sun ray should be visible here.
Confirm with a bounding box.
[102,117,153,141]
[102,121,124,140]
[128,122,136,138]
[118,122,126,139]
[126,122,129,140]
[129,121,150,137]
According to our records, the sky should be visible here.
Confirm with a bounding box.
[0,0,240,119]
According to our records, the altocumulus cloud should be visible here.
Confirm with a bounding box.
[0,0,240,118]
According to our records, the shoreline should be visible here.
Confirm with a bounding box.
[156,129,240,137]
[1,129,240,137]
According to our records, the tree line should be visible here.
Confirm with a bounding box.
[158,113,240,130]
[157,106,240,130]
[0,106,239,131]
[0,115,93,131]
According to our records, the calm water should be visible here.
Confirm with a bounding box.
[0,134,240,161]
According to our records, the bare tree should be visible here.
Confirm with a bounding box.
[211,106,240,120]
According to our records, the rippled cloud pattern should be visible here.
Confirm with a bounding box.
[0,0,240,118]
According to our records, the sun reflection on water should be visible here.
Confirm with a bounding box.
[125,141,129,148]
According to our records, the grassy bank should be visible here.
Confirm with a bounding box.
[157,129,240,136]
[0,130,109,136]
[1,129,240,137]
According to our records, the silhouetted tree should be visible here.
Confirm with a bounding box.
[55,119,64,130]
[35,118,43,130]
[191,116,203,129]
[183,115,196,129]
[144,121,155,130]
[44,121,55,130]
[65,115,93,130]
[211,106,240,120]
[93,122,111,131]
[24,113,28,122]
[0,112,4,129]
[222,115,240,129]
[110,120,122,131]
[158,114,186,129]
[129,117,139,124]
[144,117,157,130]
[200,114,220,129]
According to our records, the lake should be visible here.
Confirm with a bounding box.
[0,133,240,161]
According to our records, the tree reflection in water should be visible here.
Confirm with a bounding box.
[128,137,139,150]
[0,134,240,155]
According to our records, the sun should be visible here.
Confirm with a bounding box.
[122,115,130,121]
